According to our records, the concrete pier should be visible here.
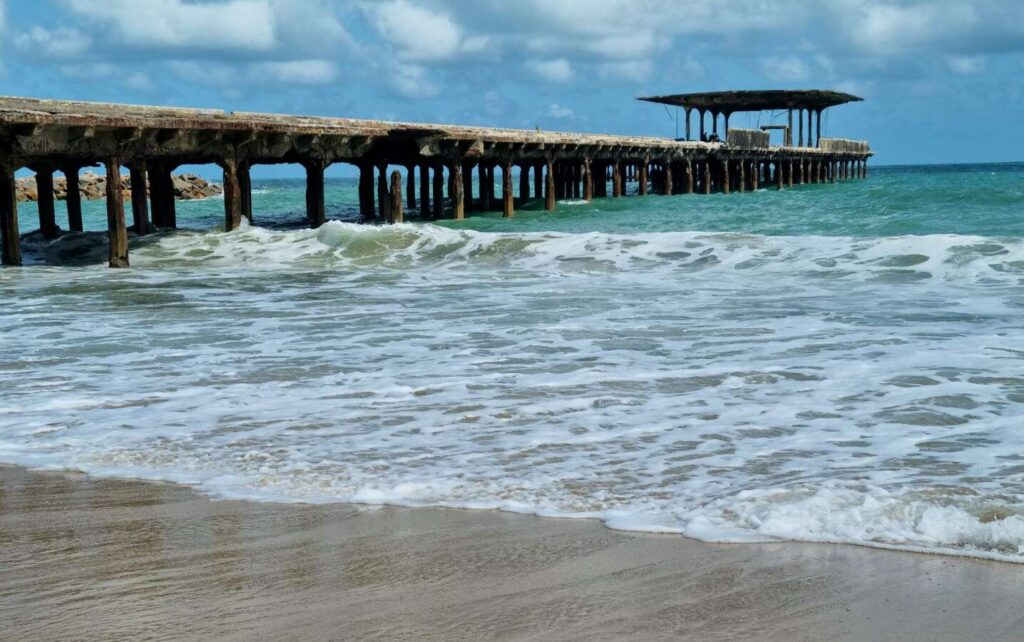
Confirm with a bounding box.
[0,94,871,268]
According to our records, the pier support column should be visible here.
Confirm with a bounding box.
[406,165,416,211]
[358,163,375,222]
[478,164,490,211]
[451,161,465,220]
[534,163,543,201]
[377,164,391,223]
[612,162,622,198]
[239,162,252,223]
[105,159,129,268]
[544,160,556,211]
[787,160,795,188]
[461,162,474,214]
[390,171,404,224]
[519,164,530,201]
[752,161,760,191]
[721,159,730,195]
[863,160,869,179]
[776,161,784,190]
[639,160,648,196]
[148,162,176,229]
[502,160,514,218]
[223,159,243,230]
[798,109,804,147]
[0,163,20,266]
[702,160,712,195]
[432,164,444,219]
[686,160,694,194]
[738,160,746,193]
[304,160,326,228]
[419,163,430,218]
[664,162,674,196]
[583,158,593,202]
[36,169,59,239]
[63,166,83,233]
[129,163,150,235]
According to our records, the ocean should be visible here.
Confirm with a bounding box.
[2,163,1024,561]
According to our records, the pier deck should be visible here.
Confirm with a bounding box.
[0,96,871,267]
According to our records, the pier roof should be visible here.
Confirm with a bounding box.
[637,90,863,113]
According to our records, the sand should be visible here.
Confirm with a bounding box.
[1,465,1022,641]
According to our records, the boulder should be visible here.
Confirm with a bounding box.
[15,172,223,203]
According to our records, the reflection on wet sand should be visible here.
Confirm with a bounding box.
[2,465,1023,641]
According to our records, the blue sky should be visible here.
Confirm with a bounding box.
[2,0,1022,173]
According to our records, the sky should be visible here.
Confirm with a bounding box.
[1,0,1023,172]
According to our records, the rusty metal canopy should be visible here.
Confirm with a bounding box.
[637,90,862,113]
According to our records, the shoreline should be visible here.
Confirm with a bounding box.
[3,464,1023,641]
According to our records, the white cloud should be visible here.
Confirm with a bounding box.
[389,64,439,98]
[15,26,92,59]
[946,55,985,75]
[760,56,812,82]
[366,0,462,62]
[528,58,572,82]
[546,104,575,119]
[62,0,276,52]
[250,60,338,85]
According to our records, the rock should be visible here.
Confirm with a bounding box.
[15,172,222,203]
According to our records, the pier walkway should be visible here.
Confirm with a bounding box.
[0,94,871,267]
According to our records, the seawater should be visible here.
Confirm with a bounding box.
[2,164,1024,561]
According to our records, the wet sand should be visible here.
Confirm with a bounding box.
[2,465,1022,641]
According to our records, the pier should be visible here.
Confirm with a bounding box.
[0,90,871,267]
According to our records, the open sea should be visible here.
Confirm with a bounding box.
[2,163,1024,561]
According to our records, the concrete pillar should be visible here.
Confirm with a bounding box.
[738,160,746,193]
[583,158,593,202]
[685,108,692,141]
[479,164,490,211]
[305,160,326,228]
[612,161,622,198]
[776,161,784,190]
[377,164,391,223]
[534,162,544,200]
[798,109,804,147]
[485,163,496,210]
[545,160,556,211]
[664,161,673,196]
[390,171,404,224]
[420,163,431,218]
[359,163,375,221]
[816,110,823,149]
[105,159,128,268]
[724,112,731,139]
[406,165,416,211]
[0,163,20,266]
[519,164,530,201]
[702,160,712,195]
[699,110,706,140]
[639,160,648,196]
[787,110,794,147]
[451,162,464,220]
[502,161,514,218]
[787,160,794,188]
[432,164,444,219]
[752,160,760,190]
[238,162,252,223]
[63,167,83,233]
[36,169,59,239]
[129,164,149,235]
[223,159,244,232]
[148,162,176,228]
[461,162,473,214]
[721,159,730,195]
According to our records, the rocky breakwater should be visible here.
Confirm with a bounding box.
[16,173,222,202]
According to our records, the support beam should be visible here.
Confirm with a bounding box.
[612,161,622,198]
[545,160,556,211]
[461,162,473,215]
[451,161,465,220]
[752,160,760,191]
[685,108,692,141]
[105,159,129,268]
[148,162,176,229]
[664,161,673,196]
[223,158,244,232]
[129,163,149,235]
[502,161,514,218]
[787,160,794,188]
[0,163,20,266]
[721,159,730,195]
[390,170,404,224]
[519,164,530,201]
[738,160,746,193]
[63,167,83,233]
[36,169,59,239]
[816,109,823,149]
[798,109,805,147]
[305,160,326,228]
[686,160,694,194]
[787,110,794,147]
[776,161,784,190]
[639,160,648,196]
[702,160,712,195]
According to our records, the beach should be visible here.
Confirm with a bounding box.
[2,464,1023,641]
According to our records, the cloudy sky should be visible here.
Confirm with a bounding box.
[1,0,1022,167]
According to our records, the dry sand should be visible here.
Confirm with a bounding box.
[2,464,1022,641]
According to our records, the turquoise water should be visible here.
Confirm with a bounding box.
[3,163,1024,561]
